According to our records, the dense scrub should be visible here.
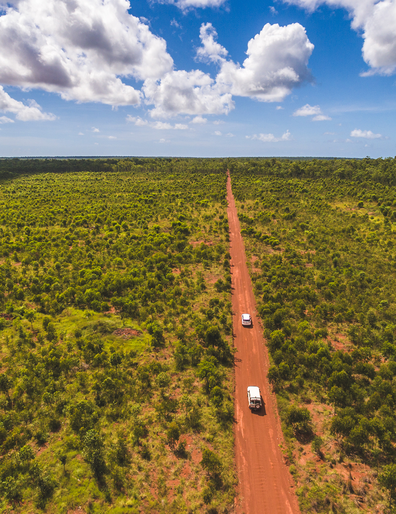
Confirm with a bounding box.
[0,159,235,513]
[231,157,396,513]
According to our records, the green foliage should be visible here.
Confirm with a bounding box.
[0,159,231,511]
[201,448,222,477]
[166,421,180,449]
[82,430,107,478]
[379,464,396,504]
[232,158,396,512]
[285,405,313,437]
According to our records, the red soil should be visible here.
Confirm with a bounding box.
[227,172,300,514]
[112,328,141,339]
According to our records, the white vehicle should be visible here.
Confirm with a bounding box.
[241,313,252,326]
[247,386,262,411]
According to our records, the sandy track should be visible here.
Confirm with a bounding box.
[227,172,300,514]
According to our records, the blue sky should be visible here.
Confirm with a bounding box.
[0,0,395,158]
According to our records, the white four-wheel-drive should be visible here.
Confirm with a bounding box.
[247,386,262,410]
[241,313,252,326]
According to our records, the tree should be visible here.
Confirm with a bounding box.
[156,372,171,390]
[2,476,23,505]
[166,421,180,450]
[59,453,67,473]
[285,405,313,437]
[83,430,107,478]
[201,448,222,478]
[197,357,220,393]
[379,464,396,506]
[0,373,12,404]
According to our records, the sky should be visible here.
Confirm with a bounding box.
[0,0,396,158]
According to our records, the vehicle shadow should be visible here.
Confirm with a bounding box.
[256,398,267,416]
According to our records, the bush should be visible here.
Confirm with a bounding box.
[201,448,222,477]
[285,405,313,437]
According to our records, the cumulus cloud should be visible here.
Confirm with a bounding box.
[282,0,396,75]
[293,103,331,120]
[126,115,148,126]
[313,114,331,121]
[0,0,173,106]
[155,0,226,10]
[214,130,222,135]
[190,116,207,124]
[143,70,234,118]
[350,128,383,139]
[0,116,14,124]
[293,104,321,116]
[0,1,315,118]
[152,121,173,130]
[216,23,314,102]
[127,115,189,130]
[248,130,292,142]
[0,86,56,121]
[196,23,228,63]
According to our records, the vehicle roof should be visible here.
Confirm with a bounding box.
[247,386,260,397]
[242,313,251,319]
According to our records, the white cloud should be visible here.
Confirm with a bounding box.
[0,86,56,121]
[126,115,148,126]
[92,127,100,132]
[159,138,170,143]
[143,69,234,118]
[127,115,189,130]
[215,130,222,136]
[350,128,383,139]
[293,104,321,116]
[216,23,314,102]
[248,130,292,143]
[170,19,181,28]
[293,103,331,120]
[156,0,226,10]
[0,0,173,106]
[153,121,173,130]
[313,114,331,121]
[78,132,84,135]
[0,116,14,124]
[226,132,235,137]
[213,120,224,124]
[0,2,315,118]
[191,116,207,124]
[108,135,116,139]
[276,106,284,110]
[269,6,279,14]
[196,23,228,63]
[282,0,396,75]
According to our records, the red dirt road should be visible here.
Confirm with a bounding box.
[227,173,300,514]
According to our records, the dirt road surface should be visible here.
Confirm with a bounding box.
[227,172,300,514]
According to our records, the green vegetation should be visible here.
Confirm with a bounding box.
[231,157,396,513]
[0,159,235,513]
